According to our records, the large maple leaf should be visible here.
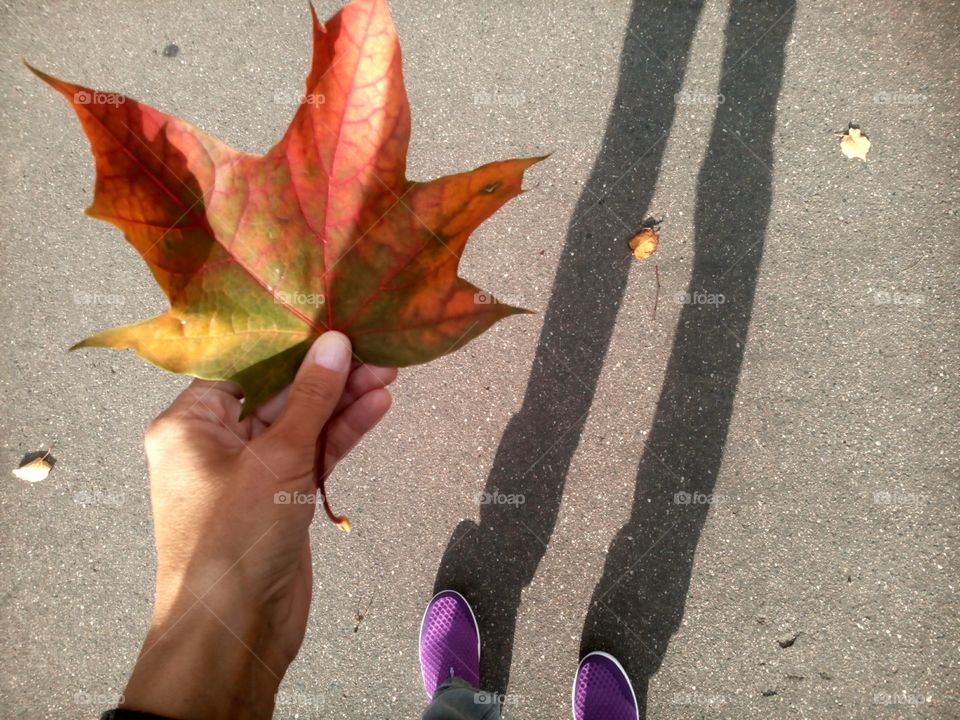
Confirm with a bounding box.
[31,0,539,415]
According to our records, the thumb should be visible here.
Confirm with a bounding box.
[266,331,352,451]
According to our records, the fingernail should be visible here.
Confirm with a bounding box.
[311,332,351,372]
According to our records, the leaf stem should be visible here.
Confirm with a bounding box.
[315,425,351,532]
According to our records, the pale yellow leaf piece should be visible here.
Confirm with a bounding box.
[840,126,870,161]
[13,452,52,482]
[629,227,660,261]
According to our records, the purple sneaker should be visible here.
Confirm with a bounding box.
[572,651,639,720]
[418,590,481,698]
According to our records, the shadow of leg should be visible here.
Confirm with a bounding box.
[580,1,796,717]
[434,0,708,696]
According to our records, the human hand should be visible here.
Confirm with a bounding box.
[120,331,395,719]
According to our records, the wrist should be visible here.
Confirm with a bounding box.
[122,588,283,720]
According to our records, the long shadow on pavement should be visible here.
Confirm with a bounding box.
[434,0,706,696]
[435,1,796,713]
[580,2,796,717]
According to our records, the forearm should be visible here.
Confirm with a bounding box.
[113,335,389,719]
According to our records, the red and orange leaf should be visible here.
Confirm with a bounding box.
[31,0,540,414]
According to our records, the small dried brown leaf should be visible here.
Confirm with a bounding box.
[629,227,660,261]
[840,126,870,161]
[13,455,52,482]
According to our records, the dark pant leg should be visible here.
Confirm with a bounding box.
[420,678,502,720]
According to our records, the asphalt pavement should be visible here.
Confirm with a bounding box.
[1,1,957,718]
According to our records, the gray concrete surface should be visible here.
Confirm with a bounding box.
[1,0,957,718]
